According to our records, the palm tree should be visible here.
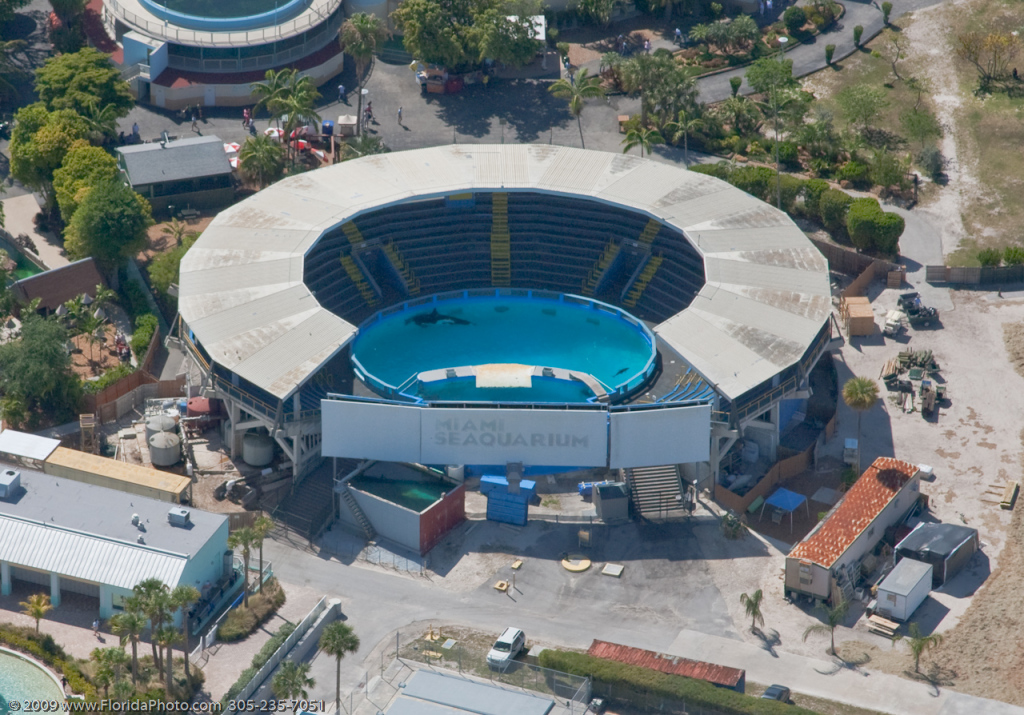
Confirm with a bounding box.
[548,69,605,150]
[81,100,121,144]
[155,625,177,700]
[20,593,52,633]
[339,134,390,161]
[893,622,943,673]
[842,377,879,472]
[251,68,296,123]
[273,661,315,709]
[161,218,188,247]
[171,585,200,686]
[253,514,274,594]
[620,53,670,125]
[238,135,285,188]
[134,578,172,671]
[718,95,761,137]
[664,108,704,162]
[228,527,259,608]
[274,77,321,163]
[90,648,114,699]
[740,589,765,632]
[0,39,27,102]
[621,126,664,158]
[319,622,360,712]
[340,12,388,135]
[110,609,146,684]
[802,598,850,655]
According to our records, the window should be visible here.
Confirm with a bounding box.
[886,593,897,604]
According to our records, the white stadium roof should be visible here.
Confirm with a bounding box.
[179,145,831,402]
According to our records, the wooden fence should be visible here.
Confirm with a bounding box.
[808,238,902,278]
[925,265,1024,285]
[716,413,838,515]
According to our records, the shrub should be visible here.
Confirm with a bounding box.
[131,313,159,360]
[538,649,818,715]
[730,76,742,96]
[688,162,732,180]
[853,24,863,46]
[802,178,830,215]
[916,146,944,181]
[776,140,799,167]
[825,43,835,65]
[730,166,776,202]
[846,197,904,254]
[83,363,135,394]
[0,624,96,699]
[881,0,892,24]
[783,5,806,34]
[221,622,297,704]
[837,160,871,188]
[117,274,151,321]
[217,578,287,642]
[556,41,569,58]
[807,10,824,27]
[779,174,806,213]
[871,150,910,190]
[1004,246,1024,265]
[819,188,853,234]
[977,247,1003,267]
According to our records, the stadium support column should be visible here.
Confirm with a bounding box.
[709,422,739,496]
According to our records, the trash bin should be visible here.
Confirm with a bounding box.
[322,120,334,136]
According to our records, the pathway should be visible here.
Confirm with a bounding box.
[1,194,69,270]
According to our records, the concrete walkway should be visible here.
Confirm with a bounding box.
[1,193,70,270]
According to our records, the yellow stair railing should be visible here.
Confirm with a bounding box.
[638,218,662,244]
[383,241,421,295]
[340,254,378,307]
[624,255,663,307]
[582,242,620,296]
[490,193,510,287]
[342,222,365,245]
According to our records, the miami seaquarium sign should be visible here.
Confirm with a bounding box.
[421,408,608,466]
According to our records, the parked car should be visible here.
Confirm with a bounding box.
[486,627,525,670]
[761,684,791,703]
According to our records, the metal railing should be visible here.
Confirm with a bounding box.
[120,62,150,81]
[105,0,342,47]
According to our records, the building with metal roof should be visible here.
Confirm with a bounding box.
[178,145,831,491]
[0,466,230,620]
[385,670,556,715]
[117,135,234,214]
[786,458,922,603]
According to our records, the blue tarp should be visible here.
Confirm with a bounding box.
[765,487,807,513]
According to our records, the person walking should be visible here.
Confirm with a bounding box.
[92,619,100,636]
[131,121,139,140]
[338,83,346,102]
[243,107,250,128]
[674,27,682,45]
[397,106,403,124]
[191,113,198,132]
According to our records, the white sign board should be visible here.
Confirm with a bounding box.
[321,399,422,463]
[420,407,608,467]
[609,404,711,468]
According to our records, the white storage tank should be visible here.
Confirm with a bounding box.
[145,414,177,441]
[243,432,274,467]
[149,431,181,467]
[446,465,465,483]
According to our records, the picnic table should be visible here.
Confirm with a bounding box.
[179,208,200,221]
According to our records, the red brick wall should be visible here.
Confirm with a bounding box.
[419,483,466,555]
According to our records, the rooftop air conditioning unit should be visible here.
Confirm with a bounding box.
[168,507,191,527]
[0,469,20,499]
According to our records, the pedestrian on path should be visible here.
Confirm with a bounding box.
[644,39,651,53]
[92,619,100,636]
[243,107,249,128]
[674,27,682,45]
[131,121,139,140]
[339,83,346,102]
[191,113,198,132]
[397,106,403,124]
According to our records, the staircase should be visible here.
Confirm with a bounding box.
[623,255,664,307]
[582,242,620,296]
[272,471,335,544]
[383,241,421,295]
[339,486,376,540]
[490,193,510,287]
[625,465,686,519]
[638,218,662,244]
[340,254,379,307]
[342,221,365,245]
[834,563,857,603]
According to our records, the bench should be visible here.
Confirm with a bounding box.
[179,208,200,221]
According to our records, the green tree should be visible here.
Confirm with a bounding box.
[34,48,133,118]
[90,646,128,699]
[49,0,87,23]
[155,624,177,699]
[819,188,853,234]
[717,95,761,136]
[469,10,541,66]
[871,149,910,189]
[273,77,322,162]
[338,134,391,161]
[52,139,119,224]
[783,5,806,34]
[548,68,605,149]
[253,514,275,594]
[392,0,470,69]
[273,661,315,704]
[148,232,197,303]
[171,585,200,687]
[893,622,943,673]
[846,197,904,254]
[881,0,892,24]
[842,377,878,471]
[340,13,389,132]
[576,0,614,26]
[228,526,259,609]
[0,315,82,428]
[621,126,663,158]
[20,593,53,632]
[739,589,765,631]
[238,134,285,188]
[110,608,146,684]
[64,179,153,269]
[802,598,850,655]
[319,622,360,713]
[665,109,704,162]
[9,103,90,199]
[899,108,941,150]
[1004,246,1024,265]
[133,579,172,672]
[0,39,27,103]
[620,53,679,125]
[251,68,295,123]
[0,0,30,26]
[80,100,122,145]
[728,15,759,52]
[836,84,888,128]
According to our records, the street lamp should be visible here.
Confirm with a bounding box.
[775,36,788,210]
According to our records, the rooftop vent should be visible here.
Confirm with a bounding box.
[0,469,20,499]
[137,535,145,544]
[168,507,191,527]
[131,513,140,526]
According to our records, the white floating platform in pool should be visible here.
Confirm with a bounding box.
[475,363,533,388]
[602,563,625,578]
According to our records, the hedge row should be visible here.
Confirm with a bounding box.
[131,313,159,362]
[538,649,817,715]
[221,622,297,704]
[0,624,95,699]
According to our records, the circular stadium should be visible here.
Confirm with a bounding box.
[178,145,832,486]
[106,0,344,109]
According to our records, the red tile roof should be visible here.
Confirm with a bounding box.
[588,639,744,689]
[788,457,918,569]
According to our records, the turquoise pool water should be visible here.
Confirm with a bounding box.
[0,238,42,281]
[0,651,64,711]
[351,294,655,403]
[349,476,448,512]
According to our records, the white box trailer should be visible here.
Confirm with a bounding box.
[876,558,932,622]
